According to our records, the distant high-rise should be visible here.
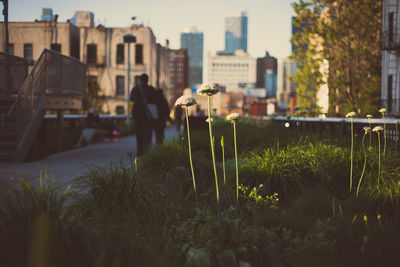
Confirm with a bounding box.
[180,26,203,86]
[256,51,277,94]
[225,11,248,54]
[277,58,297,110]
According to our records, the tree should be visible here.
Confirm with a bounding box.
[291,0,382,116]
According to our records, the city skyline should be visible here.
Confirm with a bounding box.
[6,0,295,59]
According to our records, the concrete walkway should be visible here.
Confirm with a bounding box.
[0,127,179,188]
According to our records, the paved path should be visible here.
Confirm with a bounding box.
[0,127,179,188]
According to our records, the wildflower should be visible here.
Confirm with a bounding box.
[197,83,221,96]
[174,95,197,107]
[205,117,213,123]
[226,112,241,122]
[346,112,356,191]
[377,214,381,221]
[373,126,383,132]
[357,126,371,197]
[175,95,197,200]
[364,215,368,222]
[395,121,399,151]
[199,83,220,214]
[367,115,373,148]
[346,111,356,119]
[373,126,383,185]
[379,108,386,114]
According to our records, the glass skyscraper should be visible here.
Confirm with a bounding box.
[180,26,204,86]
[225,11,248,54]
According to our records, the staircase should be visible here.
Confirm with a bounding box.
[0,95,17,161]
[0,49,86,162]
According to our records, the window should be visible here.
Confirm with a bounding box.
[8,44,14,55]
[51,43,61,53]
[116,106,125,114]
[116,44,124,64]
[388,75,393,113]
[24,44,33,60]
[389,12,394,43]
[116,76,125,96]
[87,44,97,64]
[134,75,142,86]
[135,44,143,64]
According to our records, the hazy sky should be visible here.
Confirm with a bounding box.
[6,0,295,59]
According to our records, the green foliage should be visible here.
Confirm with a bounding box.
[291,0,382,116]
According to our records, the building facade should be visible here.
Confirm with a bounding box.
[0,21,80,60]
[277,57,297,111]
[167,48,188,105]
[382,0,400,116]
[206,50,256,93]
[180,26,203,87]
[225,11,248,54]
[0,11,170,115]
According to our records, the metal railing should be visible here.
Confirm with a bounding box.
[270,116,400,148]
[0,52,30,94]
[1,49,86,161]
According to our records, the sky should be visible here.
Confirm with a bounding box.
[6,0,295,59]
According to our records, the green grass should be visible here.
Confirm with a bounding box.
[2,121,400,266]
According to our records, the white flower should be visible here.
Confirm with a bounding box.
[372,126,383,132]
[197,83,221,96]
[226,113,241,122]
[345,112,356,119]
[379,108,387,114]
[395,120,399,125]
[363,126,371,134]
[205,117,213,123]
[174,95,197,107]
[366,114,373,119]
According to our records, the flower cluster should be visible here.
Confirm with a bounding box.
[226,113,241,123]
[175,95,197,107]
[379,108,386,114]
[346,112,356,119]
[197,83,221,96]
[372,126,383,133]
[363,126,371,134]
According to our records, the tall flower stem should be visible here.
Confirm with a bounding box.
[368,118,372,148]
[383,114,386,156]
[396,123,398,151]
[233,121,239,209]
[185,108,197,201]
[349,118,354,192]
[378,132,381,186]
[208,96,220,213]
[221,136,226,185]
[356,134,367,198]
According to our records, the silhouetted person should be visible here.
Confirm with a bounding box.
[87,107,119,143]
[155,89,171,144]
[174,104,183,132]
[130,73,158,156]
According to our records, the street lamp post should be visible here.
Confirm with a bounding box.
[123,34,136,124]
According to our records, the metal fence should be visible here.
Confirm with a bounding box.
[270,116,400,148]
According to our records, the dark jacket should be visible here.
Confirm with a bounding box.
[156,89,171,122]
[130,84,158,120]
